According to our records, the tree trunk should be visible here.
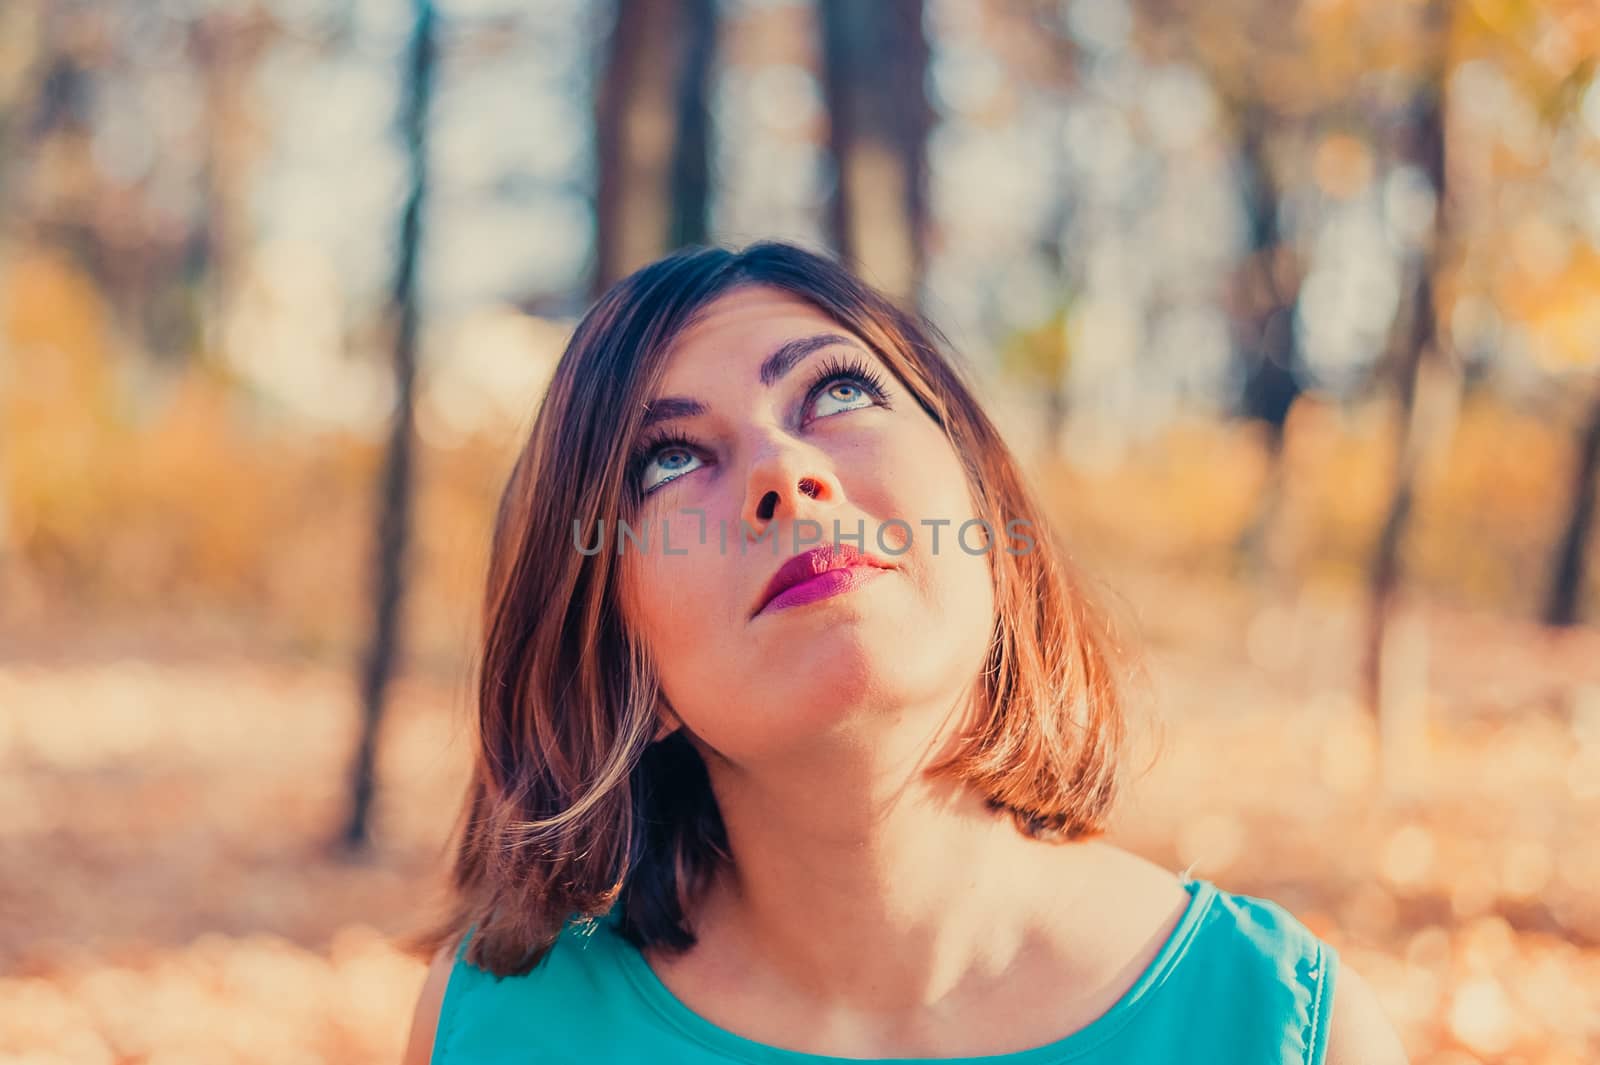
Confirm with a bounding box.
[1544,378,1600,627]
[1364,3,1452,721]
[1230,102,1303,575]
[593,0,718,296]
[818,0,931,307]
[341,0,434,853]
[668,0,715,250]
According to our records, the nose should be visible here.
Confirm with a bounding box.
[739,437,841,541]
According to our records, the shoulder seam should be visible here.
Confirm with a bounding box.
[1304,940,1334,1065]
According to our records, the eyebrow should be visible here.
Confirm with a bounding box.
[637,332,857,432]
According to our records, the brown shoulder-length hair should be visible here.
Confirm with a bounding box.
[406,240,1141,978]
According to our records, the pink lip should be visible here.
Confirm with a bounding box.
[757,564,889,615]
[753,544,897,617]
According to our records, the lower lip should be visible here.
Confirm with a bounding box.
[759,566,889,615]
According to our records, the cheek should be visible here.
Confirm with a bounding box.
[882,425,995,613]
[619,528,731,686]
[872,421,982,530]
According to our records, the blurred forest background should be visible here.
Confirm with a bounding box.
[2,0,1599,1062]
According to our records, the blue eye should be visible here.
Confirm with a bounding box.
[811,379,875,419]
[633,434,703,495]
[801,353,892,423]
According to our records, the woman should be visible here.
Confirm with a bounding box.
[401,241,1407,1064]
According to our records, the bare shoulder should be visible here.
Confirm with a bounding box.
[1075,842,1194,920]
[1043,842,1195,969]
[400,942,459,1065]
[1324,961,1409,1065]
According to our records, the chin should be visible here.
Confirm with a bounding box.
[786,626,975,713]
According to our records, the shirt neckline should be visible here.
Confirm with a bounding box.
[606,875,1217,1065]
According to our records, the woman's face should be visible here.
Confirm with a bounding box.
[617,285,996,768]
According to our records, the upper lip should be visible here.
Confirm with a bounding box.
[752,543,896,617]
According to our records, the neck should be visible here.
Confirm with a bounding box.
[684,694,1103,1016]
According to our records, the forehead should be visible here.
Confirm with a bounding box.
[660,285,846,376]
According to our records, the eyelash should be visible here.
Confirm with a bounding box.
[626,353,893,497]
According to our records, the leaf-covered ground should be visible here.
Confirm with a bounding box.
[3,574,1597,1064]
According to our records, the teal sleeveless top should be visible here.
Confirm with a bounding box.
[430,875,1339,1065]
